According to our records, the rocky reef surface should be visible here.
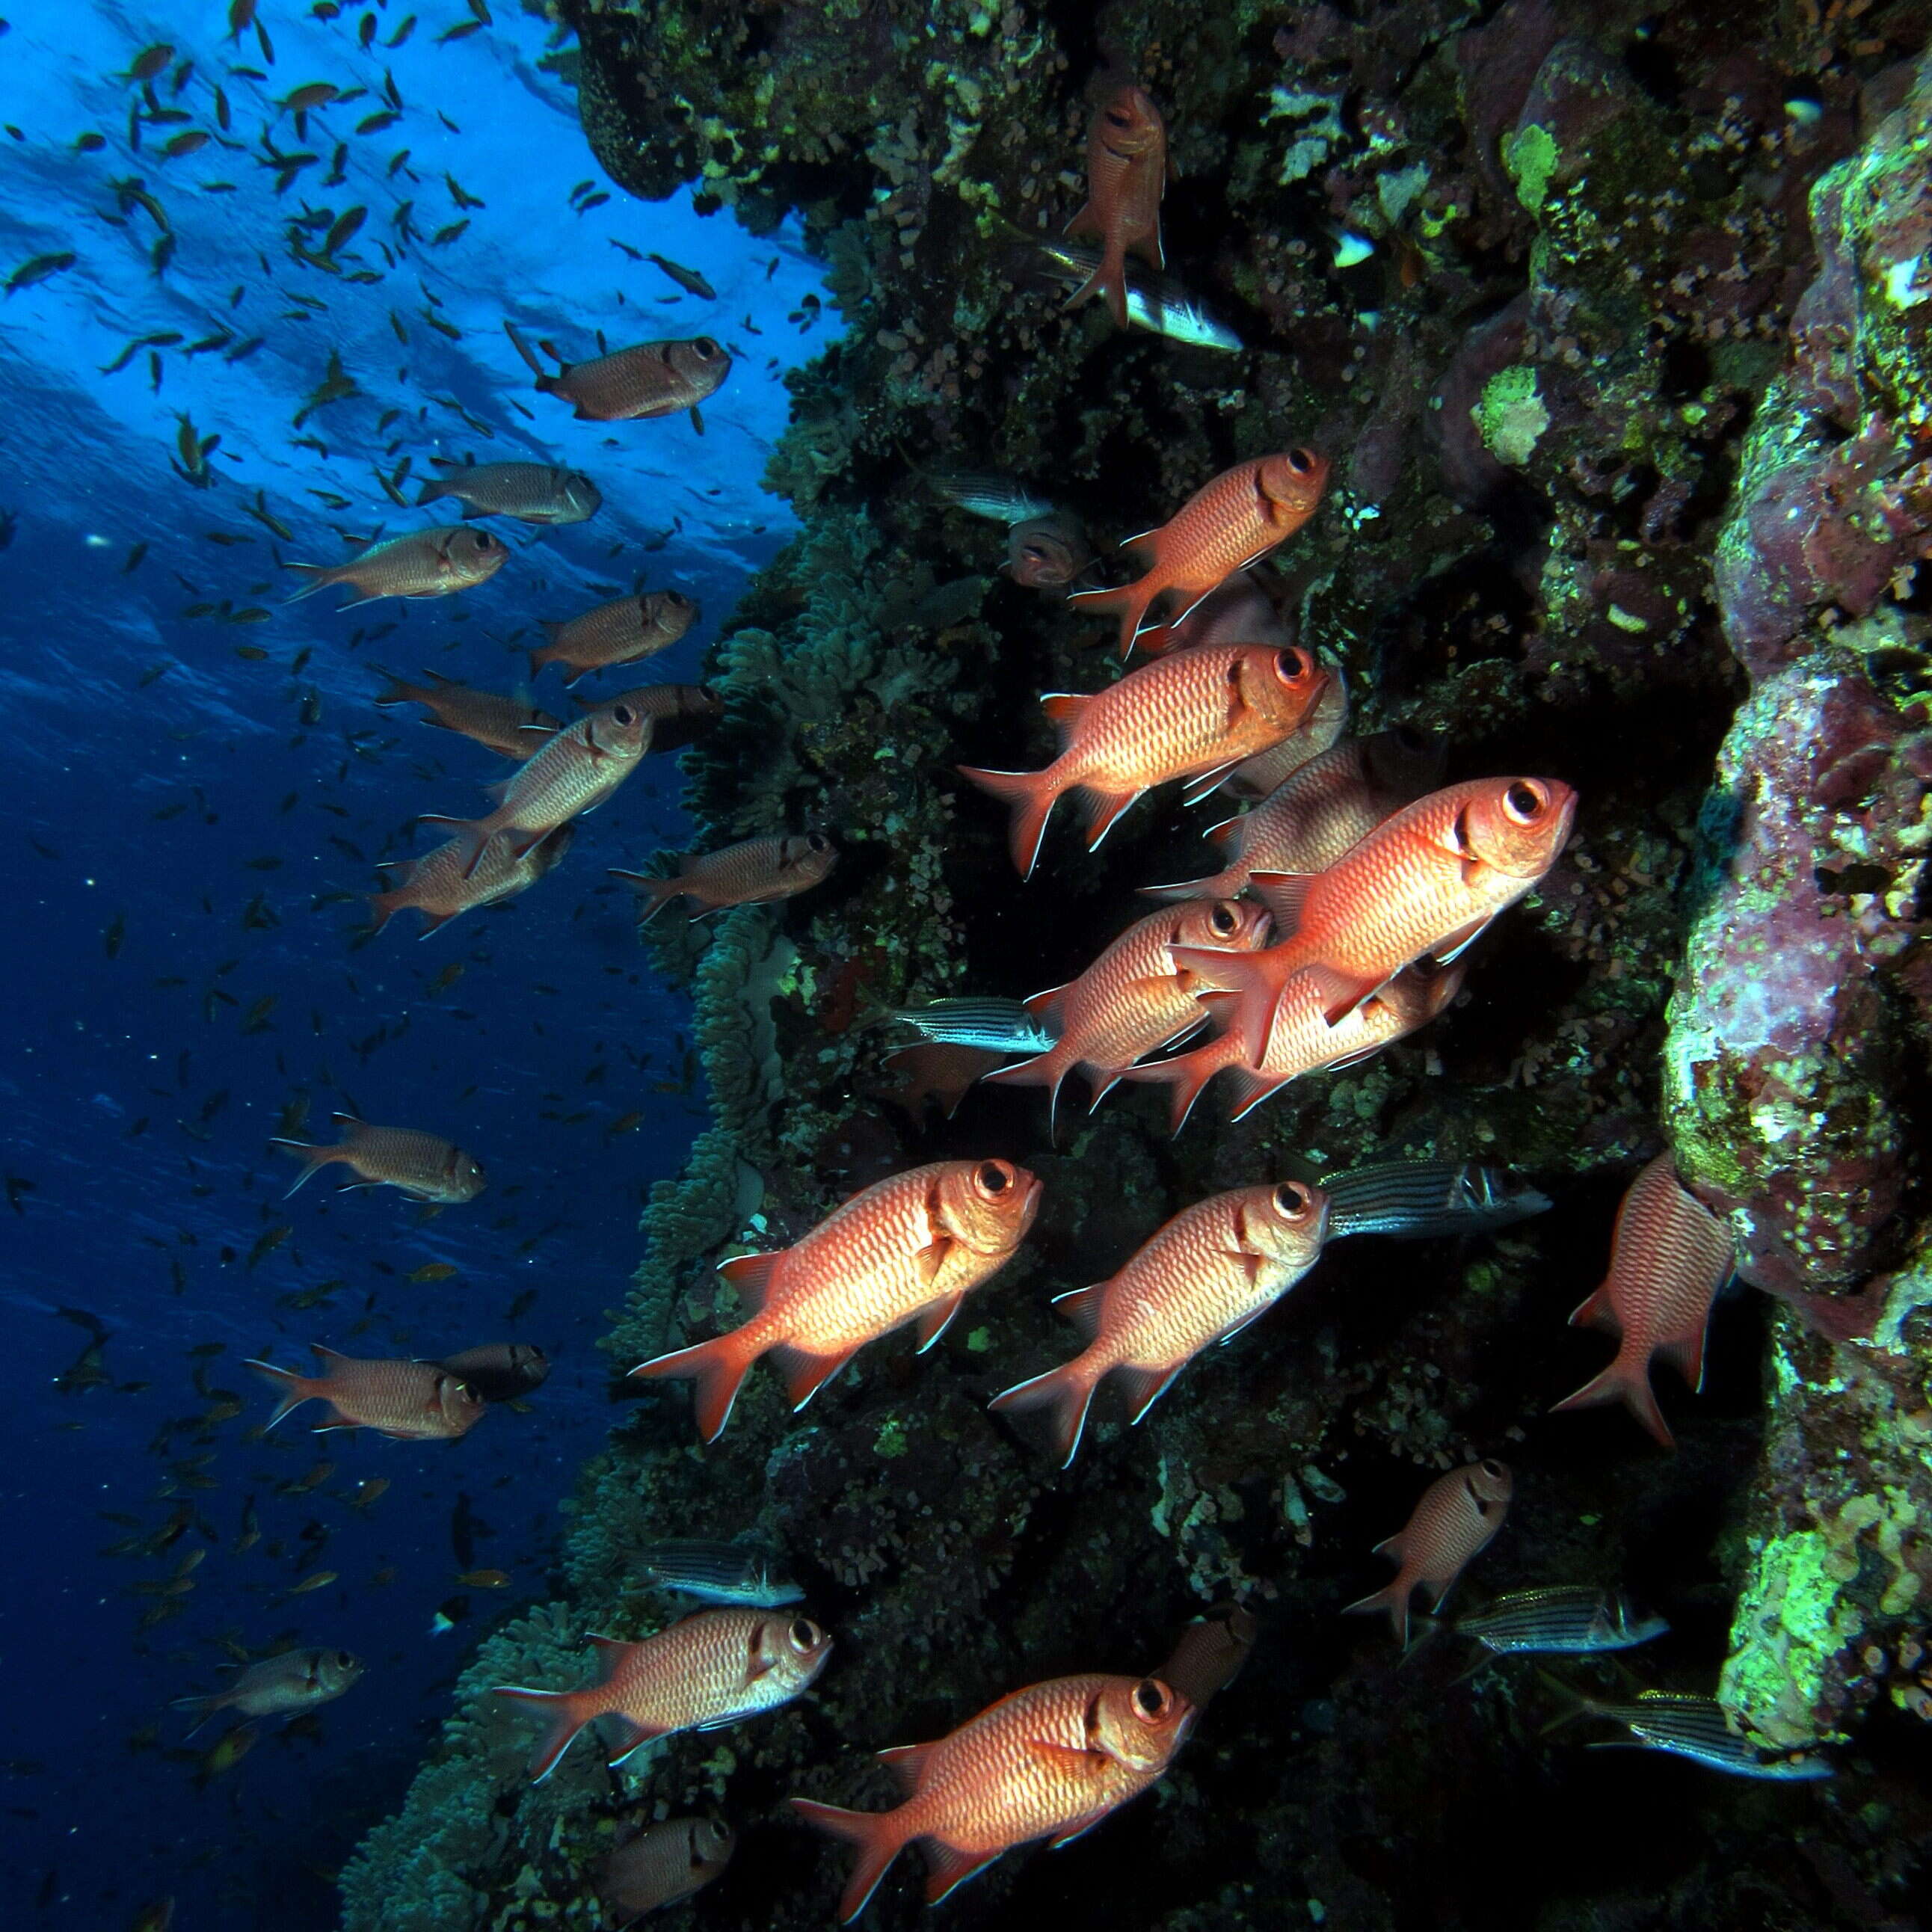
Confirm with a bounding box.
[342,4,1932,1928]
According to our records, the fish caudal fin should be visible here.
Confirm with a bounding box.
[1064,577,1157,659]
[630,1331,759,1443]
[280,562,333,604]
[1550,1351,1674,1448]
[608,868,684,923]
[956,766,1059,880]
[268,1137,339,1198]
[414,480,454,507]
[988,1358,1102,1467]
[790,1798,908,1925]
[1117,1047,1222,1136]
[982,1047,1074,1138]
[371,668,427,707]
[170,1691,232,1739]
[1342,1576,1415,1646]
[490,1685,595,1783]
[243,1358,315,1429]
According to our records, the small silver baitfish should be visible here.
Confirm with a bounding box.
[634,1539,803,1608]
[1323,1159,1551,1241]
[926,470,1054,526]
[1551,1682,1835,1780]
[1032,239,1243,351]
[1456,1586,1667,1656]
[887,996,1057,1054]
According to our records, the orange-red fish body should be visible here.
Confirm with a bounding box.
[1220,661,1349,798]
[526,333,730,423]
[1006,514,1092,591]
[611,832,837,923]
[1344,1459,1513,1644]
[494,1609,830,1782]
[271,1113,487,1202]
[1125,956,1465,1133]
[632,1160,1041,1442]
[529,590,696,686]
[366,822,575,938]
[598,1817,735,1924]
[959,644,1329,879]
[419,698,650,879]
[1064,85,1168,329]
[1142,729,1446,903]
[1551,1153,1735,1447]
[285,524,506,608]
[1068,453,1331,657]
[373,668,561,757]
[1173,776,1577,1053]
[991,1181,1329,1464]
[1130,568,1287,658]
[985,899,1272,1128]
[792,1672,1193,1923]
[244,1345,487,1440]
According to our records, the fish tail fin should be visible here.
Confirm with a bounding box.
[790,1797,907,1925]
[981,1046,1074,1133]
[1549,1350,1674,1448]
[629,1330,760,1443]
[281,562,330,603]
[608,868,683,922]
[1533,1667,1611,1736]
[1117,1047,1220,1136]
[490,1685,594,1783]
[413,479,452,507]
[955,765,1058,879]
[988,1356,1102,1467]
[243,1357,315,1429]
[371,666,426,707]
[170,1692,230,1739]
[268,1138,337,1198]
[1341,1578,1414,1647]
[1064,577,1157,658]
[526,643,556,683]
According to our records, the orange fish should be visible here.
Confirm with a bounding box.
[372,667,561,758]
[1219,662,1349,799]
[1130,567,1289,658]
[1344,1459,1513,1644]
[1550,1153,1735,1447]
[271,1113,487,1202]
[611,832,837,923]
[793,1672,1193,1922]
[508,321,730,426]
[366,822,575,938]
[1006,514,1092,591]
[990,1181,1329,1464]
[632,1160,1041,1442]
[959,644,1329,878]
[419,697,650,879]
[1062,84,1168,329]
[1123,956,1465,1132]
[244,1346,487,1441]
[284,524,507,608]
[1142,729,1445,904]
[529,589,696,686]
[1067,453,1331,657]
[597,1817,735,1924]
[1174,776,1578,1051]
[984,899,1272,1128]
[493,1608,831,1781]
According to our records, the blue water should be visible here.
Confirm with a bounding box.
[0,5,831,1925]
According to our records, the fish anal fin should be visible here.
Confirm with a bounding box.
[1567,1286,1619,1335]
[1654,1322,1709,1394]
[1114,1361,1184,1425]
[1081,787,1143,852]
[769,1340,859,1412]
[921,1842,998,1905]
[1434,914,1495,966]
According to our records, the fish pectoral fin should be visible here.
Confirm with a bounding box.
[912,1292,967,1353]
[911,1235,952,1290]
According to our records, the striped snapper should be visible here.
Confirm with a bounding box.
[1545,1682,1835,1780]
[635,1539,804,1608]
[886,996,1059,1055]
[1324,1157,1552,1241]
[1454,1586,1667,1655]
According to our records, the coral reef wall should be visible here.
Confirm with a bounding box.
[342,4,1932,1928]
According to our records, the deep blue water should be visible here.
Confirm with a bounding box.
[0,5,831,1925]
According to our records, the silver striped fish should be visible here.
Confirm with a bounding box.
[1547,1682,1835,1780]
[633,1539,803,1608]
[887,996,1057,1054]
[1323,1158,1551,1241]
[1455,1586,1666,1655]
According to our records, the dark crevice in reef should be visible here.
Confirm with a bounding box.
[342,4,1932,1929]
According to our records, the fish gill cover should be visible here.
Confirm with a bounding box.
[5,2,1932,1932]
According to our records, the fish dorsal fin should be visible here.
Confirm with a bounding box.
[877,1739,937,1797]
[1249,871,1313,937]
[1050,1284,1104,1343]
[1040,692,1089,747]
[330,1111,366,1129]
[716,1249,780,1314]
[310,1343,347,1363]
[1203,813,1243,847]
[1022,982,1070,1024]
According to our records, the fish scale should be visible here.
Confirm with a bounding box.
[244,1347,484,1440]
[1551,1153,1736,1446]
[368,824,573,936]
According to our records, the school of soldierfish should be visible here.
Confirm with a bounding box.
[127,58,1836,1931]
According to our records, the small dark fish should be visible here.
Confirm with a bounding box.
[1454,1587,1667,1656]
[887,996,1056,1054]
[1323,1159,1551,1241]
[1544,1680,1835,1780]
[6,251,78,296]
[438,1343,550,1402]
[646,252,716,300]
[634,1539,803,1608]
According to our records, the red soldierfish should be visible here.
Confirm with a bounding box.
[1220,661,1349,798]
[1142,729,1446,903]
[1550,1153,1735,1447]
[597,1817,735,1922]
[366,822,575,938]
[415,458,601,524]
[529,590,697,686]
[285,523,508,608]
[611,832,837,923]
[1156,1605,1258,1712]
[437,1342,551,1401]
[990,1181,1329,1465]
[1344,1459,1513,1644]
[959,644,1329,879]
[494,1609,831,1782]
[508,321,730,428]
[1062,84,1168,330]
[244,1346,487,1440]
[419,697,650,879]
[373,667,562,758]
[1068,453,1331,657]
[792,1673,1193,1923]
[271,1113,487,1202]
[1123,957,1465,1133]
[172,1648,363,1737]
[1173,777,1578,1051]
[985,899,1273,1130]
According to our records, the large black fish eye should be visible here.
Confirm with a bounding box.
[692,336,720,359]
[1133,1679,1168,1717]
[1480,1459,1507,1480]
[977,1162,1008,1193]
[1504,782,1543,822]
[806,832,830,853]
[1273,647,1312,683]
[612,705,636,726]
[790,1618,819,1649]
[1273,1181,1308,1216]
[1210,903,1237,935]
[1288,446,1315,473]
[335,1651,355,1669]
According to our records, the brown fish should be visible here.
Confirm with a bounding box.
[271,1113,487,1202]
[366,822,576,938]
[1006,514,1092,591]
[612,832,837,923]
[415,458,600,525]
[493,1608,831,1781]
[374,667,562,758]
[419,698,650,879]
[1063,84,1168,330]
[285,524,507,608]
[530,590,696,686]
[1344,1459,1513,1643]
[1156,1605,1258,1711]
[873,1042,1008,1123]
[576,681,722,752]
[597,1817,735,1925]
[172,1646,363,1738]
[1132,569,1289,658]
[437,1342,551,1401]
[244,1345,487,1441]
[508,322,730,425]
